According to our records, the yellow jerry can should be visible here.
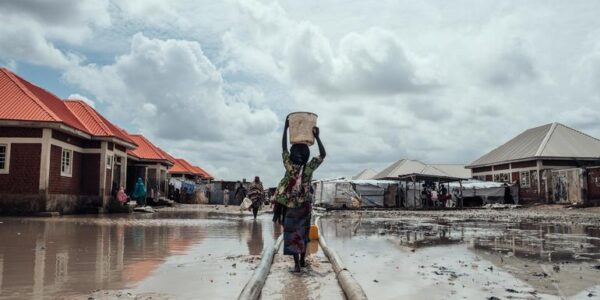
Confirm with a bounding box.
[309,224,319,240]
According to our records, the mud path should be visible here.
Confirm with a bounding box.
[261,240,345,300]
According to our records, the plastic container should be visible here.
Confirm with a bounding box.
[287,112,318,145]
[309,224,319,240]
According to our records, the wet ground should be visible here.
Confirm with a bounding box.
[2,205,600,299]
[0,205,276,300]
[320,211,600,300]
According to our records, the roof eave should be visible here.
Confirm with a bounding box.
[466,156,600,169]
[0,119,91,139]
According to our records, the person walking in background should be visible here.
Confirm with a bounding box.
[275,119,326,273]
[223,186,230,207]
[248,176,264,219]
[132,177,147,207]
[235,181,247,205]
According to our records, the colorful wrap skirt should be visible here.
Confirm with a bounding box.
[283,201,311,255]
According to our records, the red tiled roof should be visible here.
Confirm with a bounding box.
[127,134,173,164]
[64,100,136,146]
[168,158,213,179]
[169,158,196,174]
[0,68,89,134]
[191,165,213,179]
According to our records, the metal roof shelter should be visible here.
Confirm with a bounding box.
[467,122,600,168]
[374,159,467,209]
[373,159,466,182]
[352,168,378,180]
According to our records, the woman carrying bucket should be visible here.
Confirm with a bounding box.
[274,112,326,273]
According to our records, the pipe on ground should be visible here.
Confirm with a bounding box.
[316,216,368,300]
[238,234,283,300]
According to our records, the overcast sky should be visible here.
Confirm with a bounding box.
[1,0,600,186]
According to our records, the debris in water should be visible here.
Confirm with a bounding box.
[553,265,560,272]
[506,288,519,293]
[373,279,379,283]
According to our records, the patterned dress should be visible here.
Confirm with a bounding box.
[275,151,323,256]
[275,151,323,208]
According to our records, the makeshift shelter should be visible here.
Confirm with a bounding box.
[374,159,468,209]
[448,180,519,206]
[313,179,399,208]
[467,122,600,204]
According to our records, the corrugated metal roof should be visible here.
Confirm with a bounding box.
[429,164,471,179]
[127,134,172,164]
[374,159,447,180]
[64,100,136,146]
[0,68,88,133]
[467,123,600,168]
[352,168,378,180]
[169,159,194,174]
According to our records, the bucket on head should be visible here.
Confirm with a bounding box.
[287,112,318,146]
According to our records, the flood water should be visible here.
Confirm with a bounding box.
[0,210,276,299]
[320,215,600,300]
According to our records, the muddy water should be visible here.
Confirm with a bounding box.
[320,216,600,300]
[0,210,276,299]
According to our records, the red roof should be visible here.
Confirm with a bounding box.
[127,134,173,164]
[169,158,213,179]
[0,68,89,133]
[64,100,136,146]
[169,158,196,174]
[191,165,213,179]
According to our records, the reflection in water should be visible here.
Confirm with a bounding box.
[0,212,273,299]
[247,221,264,256]
[320,216,600,298]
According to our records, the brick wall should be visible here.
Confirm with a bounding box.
[511,160,537,168]
[48,145,82,194]
[80,153,100,195]
[0,127,42,137]
[472,166,492,173]
[0,143,41,193]
[52,130,86,147]
[493,164,510,171]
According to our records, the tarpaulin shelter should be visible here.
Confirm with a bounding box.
[313,179,400,208]
[448,180,519,206]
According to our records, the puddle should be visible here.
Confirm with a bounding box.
[320,215,600,299]
[0,210,275,299]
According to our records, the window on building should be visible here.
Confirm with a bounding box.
[61,149,72,177]
[106,155,113,169]
[520,171,530,187]
[0,144,9,173]
[493,173,510,183]
[530,170,538,187]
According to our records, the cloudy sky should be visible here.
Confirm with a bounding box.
[1,0,600,186]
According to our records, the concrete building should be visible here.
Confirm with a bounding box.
[466,123,600,204]
[0,68,136,214]
[125,134,174,199]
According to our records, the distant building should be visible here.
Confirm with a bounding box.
[466,123,600,204]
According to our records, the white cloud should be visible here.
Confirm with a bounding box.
[64,32,280,181]
[2,0,600,185]
[66,93,96,108]
[0,0,110,68]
